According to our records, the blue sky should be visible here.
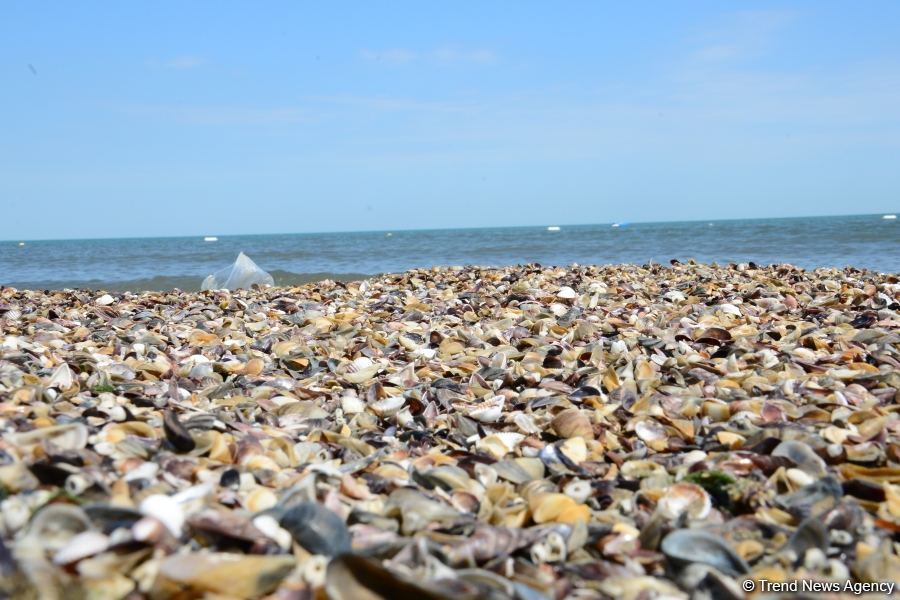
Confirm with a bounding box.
[1,1,899,240]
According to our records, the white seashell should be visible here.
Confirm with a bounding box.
[95,294,115,305]
[657,483,711,520]
[252,515,293,550]
[635,419,666,444]
[557,286,577,299]
[785,467,814,488]
[610,340,628,357]
[468,396,505,423]
[476,432,525,458]
[53,530,109,565]
[139,494,184,537]
[344,364,382,384]
[718,303,742,316]
[413,347,437,360]
[352,357,374,369]
[563,479,592,504]
[11,422,88,451]
[370,396,405,418]
[341,395,366,415]
[1,496,32,534]
[122,462,159,481]
[396,408,414,427]
[47,363,75,389]
[513,413,541,434]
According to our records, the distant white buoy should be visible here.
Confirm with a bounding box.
[611,223,621,228]
[883,214,897,220]
[18,241,25,246]
[386,232,393,237]
[546,226,560,232]
[204,236,218,242]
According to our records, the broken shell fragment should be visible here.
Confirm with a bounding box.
[279,501,352,556]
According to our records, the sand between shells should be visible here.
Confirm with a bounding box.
[1,262,898,599]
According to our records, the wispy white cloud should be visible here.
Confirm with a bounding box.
[147,55,208,70]
[360,47,498,66]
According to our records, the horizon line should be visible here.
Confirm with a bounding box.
[3,210,895,244]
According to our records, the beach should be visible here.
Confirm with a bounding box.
[0,261,898,598]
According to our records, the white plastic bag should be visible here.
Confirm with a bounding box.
[201,252,274,291]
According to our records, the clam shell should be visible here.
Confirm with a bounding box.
[551,409,593,439]
[656,483,711,520]
[660,529,749,576]
[154,553,295,598]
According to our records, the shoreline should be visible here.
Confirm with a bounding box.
[4,260,898,294]
[1,263,898,597]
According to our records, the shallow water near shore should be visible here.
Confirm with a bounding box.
[2,213,897,290]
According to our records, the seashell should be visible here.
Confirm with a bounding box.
[491,458,545,484]
[0,462,39,493]
[52,530,109,565]
[420,465,480,495]
[252,515,292,550]
[677,563,744,599]
[530,530,568,563]
[102,420,157,442]
[465,396,505,423]
[656,483,711,520]
[784,516,828,559]
[551,409,593,439]
[558,436,587,464]
[513,412,541,434]
[598,576,685,600]
[384,488,461,535]
[343,359,383,384]
[139,494,184,537]
[635,419,667,450]
[11,422,88,451]
[846,442,882,463]
[25,503,92,550]
[278,501,351,556]
[370,396,406,418]
[154,552,296,598]
[162,410,195,453]
[702,400,730,422]
[476,432,525,459]
[556,286,577,299]
[563,479,592,504]
[95,294,115,305]
[326,554,450,600]
[661,529,749,576]
[243,357,265,376]
[244,487,278,512]
[774,475,842,517]
[772,440,827,477]
[47,363,76,390]
[529,493,590,524]
[341,394,366,415]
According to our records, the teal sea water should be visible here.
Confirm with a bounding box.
[2,214,897,291]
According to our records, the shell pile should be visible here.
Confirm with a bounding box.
[0,261,898,599]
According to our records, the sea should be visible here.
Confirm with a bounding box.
[2,214,897,291]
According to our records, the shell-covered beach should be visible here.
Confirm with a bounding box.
[1,262,898,599]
